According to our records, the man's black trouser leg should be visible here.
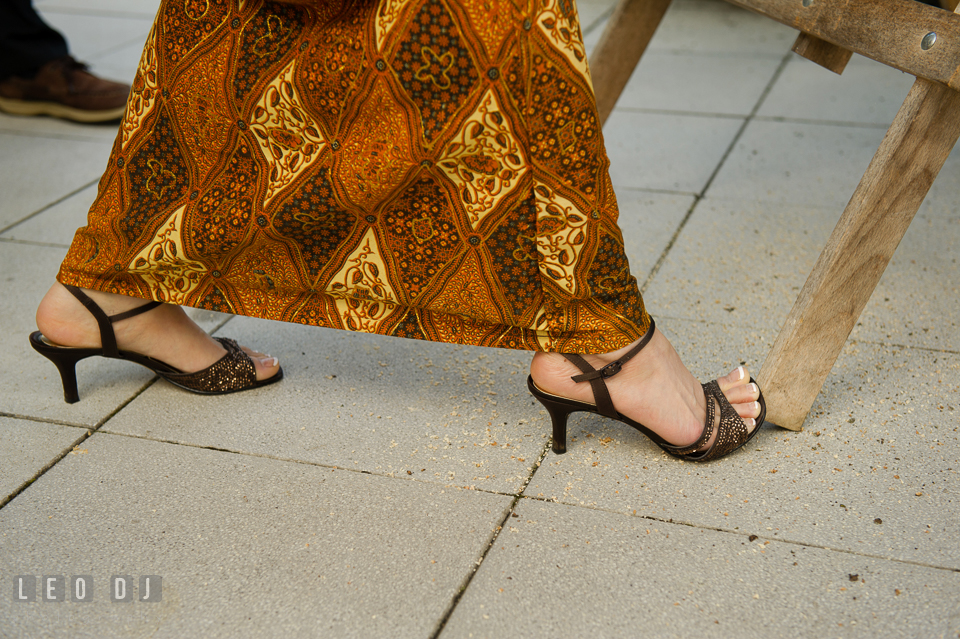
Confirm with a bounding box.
[0,0,69,81]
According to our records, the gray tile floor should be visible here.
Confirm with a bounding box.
[2,1,958,637]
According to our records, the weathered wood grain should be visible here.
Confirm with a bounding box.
[728,0,960,90]
[589,0,672,125]
[792,32,853,74]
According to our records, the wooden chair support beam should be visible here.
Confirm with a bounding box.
[590,0,673,124]
[758,76,960,429]
[792,33,852,74]
[726,0,960,89]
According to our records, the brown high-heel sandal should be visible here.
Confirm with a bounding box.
[527,318,766,462]
[29,285,282,403]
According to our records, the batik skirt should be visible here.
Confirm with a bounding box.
[57,0,650,353]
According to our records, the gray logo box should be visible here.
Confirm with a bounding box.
[139,575,162,602]
[109,575,134,603]
[71,575,94,602]
[13,574,158,602]
[41,575,65,602]
[13,576,35,603]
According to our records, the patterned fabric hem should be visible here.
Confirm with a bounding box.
[56,267,649,353]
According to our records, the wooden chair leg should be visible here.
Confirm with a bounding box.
[590,0,673,125]
[757,77,960,430]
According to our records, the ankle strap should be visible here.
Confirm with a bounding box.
[561,318,656,419]
[64,285,162,358]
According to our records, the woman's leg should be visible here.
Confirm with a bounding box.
[36,282,280,381]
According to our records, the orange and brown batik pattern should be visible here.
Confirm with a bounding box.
[58,0,650,352]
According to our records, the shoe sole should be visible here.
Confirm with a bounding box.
[0,96,125,123]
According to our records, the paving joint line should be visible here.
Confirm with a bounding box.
[582,3,617,37]
[0,411,95,429]
[75,427,531,499]
[613,185,699,197]
[0,379,157,511]
[650,313,960,356]
[844,339,960,357]
[0,237,71,248]
[1,317,236,511]
[615,108,894,130]
[0,429,90,510]
[35,6,157,19]
[645,48,786,60]
[639,50,793,293]
[517,493,960,574]
[751,114,892,129]
[615,107,747,120]
[429,440,553,638]
[0,127,113,143]
[0,178,99,235]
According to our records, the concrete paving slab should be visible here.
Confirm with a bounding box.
[0,112,120,142]
[0,133,112,231]
[441,499,960,639]
[525,326,960,569]
[850,212,960,352]
[616,190,696,282]
[576,0,617,33]
[923,142,960,214]
[758,55,915,126]
[706,119,885,208]
[0,242,228,426]
[0,433,512,638]
[102,317,550,494]
[650,0,797,56]
[583,16,607,55]
[80,45,144,88]
[640,198,958,352]
[642,198,834,332]
[33,0,160,20]
[0,416,86,505]
[605,111,744,194]
[0,183,96,246]
[618,51,783,116]
[37,11,153,64]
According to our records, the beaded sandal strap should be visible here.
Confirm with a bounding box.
[161,337,257,392]
[683,381,750,462]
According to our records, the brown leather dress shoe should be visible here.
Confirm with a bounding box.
[0,56,129,123]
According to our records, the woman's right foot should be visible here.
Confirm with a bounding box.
[529,326,762,452]
[36,283,280,381]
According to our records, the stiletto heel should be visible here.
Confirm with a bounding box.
[29,332,98,403]
[550,405,568,454]
[59,363,80,404]
[30,285,282,403]
[527,387,573,453]
[527,318,767,462]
